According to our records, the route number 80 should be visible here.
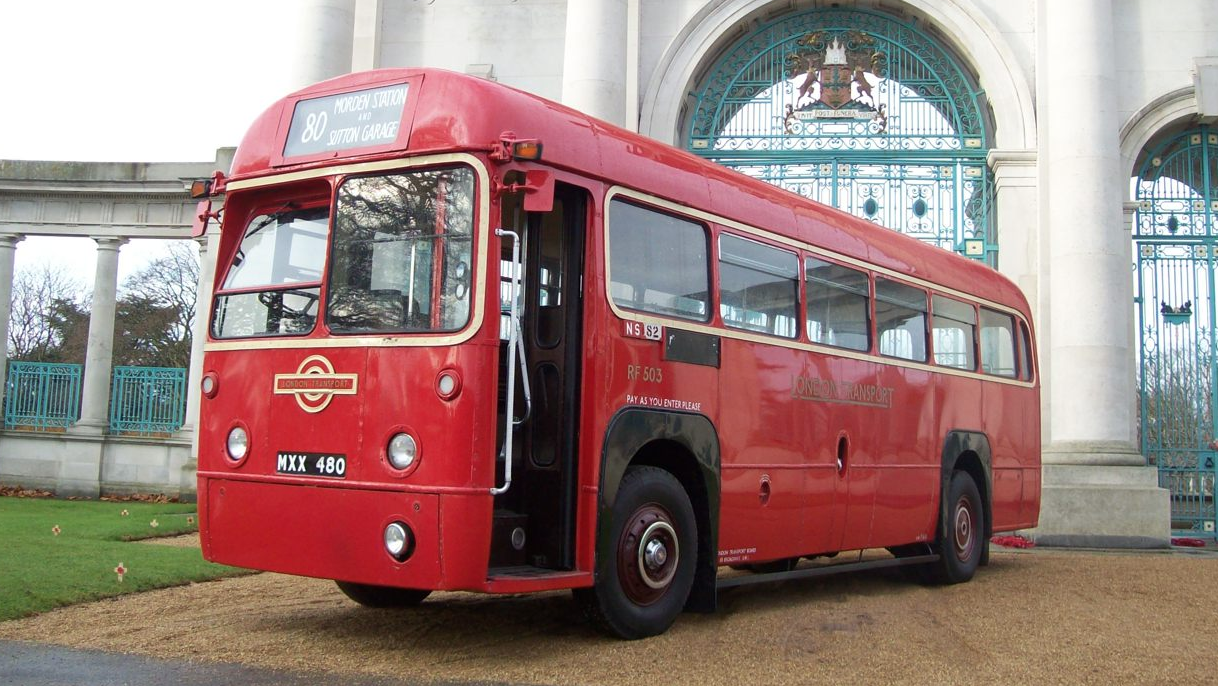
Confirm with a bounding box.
[300,112,329,144]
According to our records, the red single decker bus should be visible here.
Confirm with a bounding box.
[194,68,1040,639]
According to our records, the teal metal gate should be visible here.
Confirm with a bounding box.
[109,366,187,436]
[686,7,995,263]
[1135,125,1218,537]
[3,361,82,431]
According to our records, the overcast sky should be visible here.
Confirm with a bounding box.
[0,1,295,289]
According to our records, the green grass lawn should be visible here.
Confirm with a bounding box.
[0,496,250,621]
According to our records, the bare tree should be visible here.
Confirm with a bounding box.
[8,262,87,361]
[119,241,200,353]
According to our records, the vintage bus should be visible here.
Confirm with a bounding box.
[194,68,1040,639]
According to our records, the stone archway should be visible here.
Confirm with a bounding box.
[640,0,1034,150]
[639,0,1037,277]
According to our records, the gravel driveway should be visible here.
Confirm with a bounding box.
[1,544,1214,685]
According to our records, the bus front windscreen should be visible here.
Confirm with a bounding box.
[327,166,475,334]
[211,206,330,338]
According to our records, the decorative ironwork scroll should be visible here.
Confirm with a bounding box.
[686,8,994,262]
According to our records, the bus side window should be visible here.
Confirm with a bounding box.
[875,278,928,362]
[979,308,1017,377]
[607,199,709,321]
[719,233,799,338]
[1018,319,1034,380]
[805,256,870,351]
[931,295,977,371]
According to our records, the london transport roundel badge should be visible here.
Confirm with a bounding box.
[273,355,359,413]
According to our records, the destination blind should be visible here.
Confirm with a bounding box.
[283,83,410,158]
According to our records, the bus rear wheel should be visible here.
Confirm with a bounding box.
[335,581,431,608]
[921,470,983,585]
[575,465,696,640]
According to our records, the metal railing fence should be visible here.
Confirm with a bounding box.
[3,361,82,430]
[108,366,187,436]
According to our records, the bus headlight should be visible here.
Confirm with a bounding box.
[384,521,414,561]
[226,426,249,461]
[387,433,418,470]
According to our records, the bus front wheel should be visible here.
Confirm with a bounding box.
[575,465,697,639]
[921,470,983,585]
[335,581,431,608]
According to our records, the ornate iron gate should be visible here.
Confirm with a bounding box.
[686,7,995,263]
[1135,125,1218,537]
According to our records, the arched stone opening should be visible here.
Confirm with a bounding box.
[639,0,1035,270]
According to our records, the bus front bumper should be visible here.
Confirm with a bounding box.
[199,476,492,591]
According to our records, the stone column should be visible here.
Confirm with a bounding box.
[1034,0,1169,546]
[74,237,127,434]
[59,237,125,498]
[285,0,356,91]
[352,0,382,72]
[988,151,1039,308]
[561,0,629,126]
[180,230,218,499]
[988,151,1045,441]
[0,234,24,398]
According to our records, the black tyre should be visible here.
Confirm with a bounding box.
[335,581,431,608]
[920,470,983,585]
[575,466,697,639]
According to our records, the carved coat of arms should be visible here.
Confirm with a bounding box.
[784,31,888,132]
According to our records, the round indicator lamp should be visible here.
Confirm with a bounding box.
[436,370,462,400]
[201,372,219,398]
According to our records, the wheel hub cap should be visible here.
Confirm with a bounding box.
[637,521,678,590]
[953,497,975,561]
[617,505,681,605]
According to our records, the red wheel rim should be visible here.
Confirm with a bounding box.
[616,504,679,605]
[952,494,977,563]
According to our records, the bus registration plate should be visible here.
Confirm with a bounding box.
[276,452,347,479]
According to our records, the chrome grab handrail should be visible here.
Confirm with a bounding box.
[492,228,522,496]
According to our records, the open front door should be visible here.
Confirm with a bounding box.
[493,182,587,571]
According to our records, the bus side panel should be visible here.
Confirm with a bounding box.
[791,352,844,557]
[930,373,988,538]
[1022,459,1042,529]
[983,380,1026,532]
[717,340,806,563]
[826,355,878,553]
[867,365,938,548]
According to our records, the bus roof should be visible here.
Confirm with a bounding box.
[230,68,1031,316]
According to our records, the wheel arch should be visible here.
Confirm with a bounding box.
[598,407,720,612]
[939,430,994,559]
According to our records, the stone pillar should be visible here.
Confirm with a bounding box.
[0,234,24,398]
[74,238,127,434]
[180,230,218,500]
[625,0,640,132]
[285,0,356,91]
[352,0,382,72]
[561,0,629,126]
[59,237,125,498]
[1033,0,1169,547]
[988,150,1045,442]
[988,151,1039,309]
